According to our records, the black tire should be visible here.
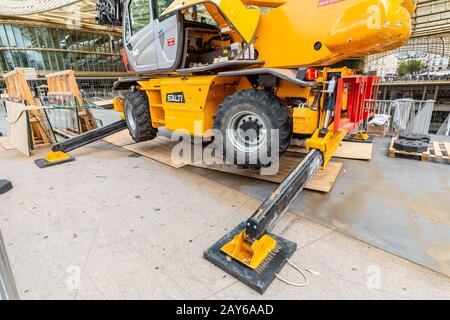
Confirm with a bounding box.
[214,90,292,168]
[124,91,158,142]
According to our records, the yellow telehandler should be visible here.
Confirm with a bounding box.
[42,0,415,293]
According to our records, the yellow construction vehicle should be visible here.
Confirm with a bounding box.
[104,0,414,167]
[41,0,415,293]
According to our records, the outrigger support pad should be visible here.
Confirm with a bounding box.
[34,151,74,168]
[204,222,297,294]
[205,150,324,294]
[35,120,127,169]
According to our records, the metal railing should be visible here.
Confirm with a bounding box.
[1,77,119,109]
[0,230,19,300]
[364,99,435,134]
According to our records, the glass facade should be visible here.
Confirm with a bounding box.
[0,24,126,74]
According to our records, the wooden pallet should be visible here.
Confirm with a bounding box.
[388,136,450,163]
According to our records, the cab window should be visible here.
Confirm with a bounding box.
[129,0,151,36]
[184,4,217,27]
[153,0,174,19]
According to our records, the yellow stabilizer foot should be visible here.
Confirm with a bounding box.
[44,151,71,163]
[221,229,277,270]
[205,221,297,294]
[35,151,75,168]
[350,132,369,141]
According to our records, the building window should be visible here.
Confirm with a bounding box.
[5,25,17,47]
[0,24,126,73]
[0,26,9,47]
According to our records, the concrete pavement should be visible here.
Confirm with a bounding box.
[1,139,449,299]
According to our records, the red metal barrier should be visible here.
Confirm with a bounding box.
[364,76,381,118]
[334,75,380,133]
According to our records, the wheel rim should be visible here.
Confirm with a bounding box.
[228,111,268,153]
[126,102,136,131]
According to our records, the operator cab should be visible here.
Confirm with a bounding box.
[123,0,260,75]
[123,0,179,73]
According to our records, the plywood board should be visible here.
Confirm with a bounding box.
[0,137,14,150]
[305,162,343,192]
[4,68,53,145]
[108,136,342,193]
[289,141,373,160]
[5,101,30,156]
[192,159,343,193]
[332,141,373,160]
[102,129,134,147]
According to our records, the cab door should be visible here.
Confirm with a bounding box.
[123,0,158,73]
[153,5,180,70]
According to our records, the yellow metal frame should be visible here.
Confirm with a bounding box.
[221,230,277,270]
[113,97,124,113]
[137,75,240,135]
[306,126,347,168]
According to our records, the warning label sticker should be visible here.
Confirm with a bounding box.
[167,38,175,46]
[318,0,344,7]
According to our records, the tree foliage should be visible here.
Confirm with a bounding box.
[397,59,424,75]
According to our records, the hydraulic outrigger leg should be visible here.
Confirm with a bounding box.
[204,149,324,294]
[35,120,127,168]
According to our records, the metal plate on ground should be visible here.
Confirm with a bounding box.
[204,222,297,294]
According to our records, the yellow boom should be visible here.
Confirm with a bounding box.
[164,0,415,68]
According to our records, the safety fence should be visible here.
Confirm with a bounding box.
[364,99,435,134]
[1,77,119,108]
[45,94,99,139]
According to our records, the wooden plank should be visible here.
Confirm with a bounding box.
[91,99,114,107]
[289,141,373,160]
[333,142,372,160]
[102,129,135,147]
[5,101,30,156]
[388,136,396,158]
[192,158,343,193]
[114,136,342,193]
[306,162,343,192]
[53,128,77,139]
[432,141,442,159]
[444,142,450,159]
